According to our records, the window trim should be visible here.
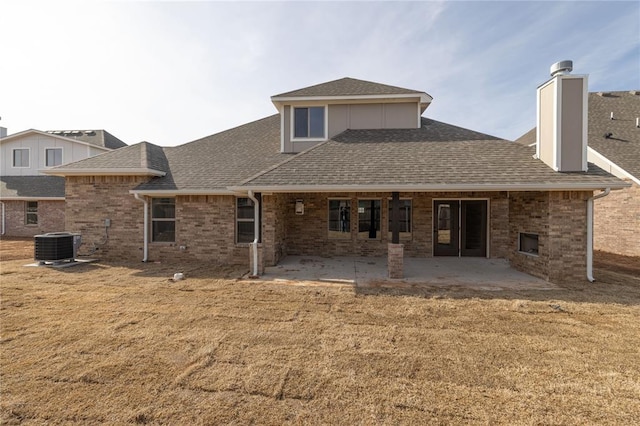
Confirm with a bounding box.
[25,201,38,226]
[290,105,328,142]
[45,147,63,168]
[151,197,176,243]
[357,198,382,240]
[387,197,413,240]
[12,148,30,168]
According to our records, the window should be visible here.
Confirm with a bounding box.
[328,199,351,239]
[388,199,412,239]
[151,198,175,242]
[519,232,539,256]
[25,201,38,225]
[237,197,261,243]
[293,106,325,139]
[13,149,29,167]
[358,200,381,239]
[46,148,63,167]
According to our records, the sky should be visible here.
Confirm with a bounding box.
[1,1,638,147]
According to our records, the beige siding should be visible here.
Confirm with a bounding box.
[538,81,555,170]
[560,78,585,171]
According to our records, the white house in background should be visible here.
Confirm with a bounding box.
[0,128,127,237]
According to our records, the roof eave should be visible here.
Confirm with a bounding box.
[271,93,432,107]
[129,189,242,196]
[42,168,166,177]
[229,182,631,193]
[0,196,65,201]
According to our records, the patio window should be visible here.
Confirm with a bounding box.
[237,197,261,243]
[388,199,412,239]
[358,199,380,239]
[25,201,38,225]
[328,199,351,239]
[519,232,539,256]
[151,198,175,242]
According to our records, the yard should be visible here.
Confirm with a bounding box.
[1,238,639,424]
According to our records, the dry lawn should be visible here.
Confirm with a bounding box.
[1,238,640,424]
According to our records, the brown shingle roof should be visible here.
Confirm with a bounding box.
[272,77,428,98]
[1,176,65,198]
[45,129,127,149]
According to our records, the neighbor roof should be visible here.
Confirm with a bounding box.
[515,90,640,179]
[0,176,65,199]
[44,129,127,149]
[238,118,625,191]
[587,91,640,179]
[272,77,430,99]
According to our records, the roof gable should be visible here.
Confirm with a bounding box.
[1,129,126,150]
[272,77,430,99]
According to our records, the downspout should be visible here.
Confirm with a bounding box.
[134,193,149,262]
[247,190,260,277]
[587,188,610,282]
[0,201,5,235]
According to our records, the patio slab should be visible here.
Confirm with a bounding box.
[260,256,558,290]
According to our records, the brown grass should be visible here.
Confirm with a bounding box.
[1,239,640,424]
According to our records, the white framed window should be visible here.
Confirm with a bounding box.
[358,199,381,240]
[236,197,261,244]
[45,148,63,167]
[292,106,326,140]
[328,199,351,239]
[25,201,38,225]
[13,148,29,168]
[388,199,412,239]
[151,198,175,242]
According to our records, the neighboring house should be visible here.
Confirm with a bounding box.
[0,129,127,237]
[517,90,640,257]
[47,69,628,283]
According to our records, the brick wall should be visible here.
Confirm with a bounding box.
[594,181,640,257]
[509,191,590,283]
[1,200,65,237]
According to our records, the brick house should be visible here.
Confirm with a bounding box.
[47,65,628,283]
[518,90,640,257]
[0,129,126,237]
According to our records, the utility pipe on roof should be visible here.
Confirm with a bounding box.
[587,188,610,282]
[134,193,149,262]
[247,190,260,277]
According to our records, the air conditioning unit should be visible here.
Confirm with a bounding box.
[34,232,81,264]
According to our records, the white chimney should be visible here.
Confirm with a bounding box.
[536,60,588,172]
[0,127,7,138]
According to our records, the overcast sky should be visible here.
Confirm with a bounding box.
[1,1,638,146]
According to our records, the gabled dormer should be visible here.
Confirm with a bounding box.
[271,77,433,153]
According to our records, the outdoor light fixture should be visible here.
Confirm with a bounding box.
[295,199,304,215]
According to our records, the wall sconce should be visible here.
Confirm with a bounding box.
[295,199,304,215]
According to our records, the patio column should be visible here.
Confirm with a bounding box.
[388,192,404,279]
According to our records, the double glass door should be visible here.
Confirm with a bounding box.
[434,200,487,257]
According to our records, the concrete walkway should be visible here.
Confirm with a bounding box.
[261,256,558,290]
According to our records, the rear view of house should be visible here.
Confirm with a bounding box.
[0,129,126,237]
[47,64,628,283]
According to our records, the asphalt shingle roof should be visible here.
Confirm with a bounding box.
[587,91,640,179]
[273,77,427,98]
[45,129,127,149]
[242,118,622,189]
[515,90,640,179]
[54,142,167,171]
[1,176,65,198]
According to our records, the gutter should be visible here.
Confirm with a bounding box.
[587,188,610,282]
[1,201,5,236]
[134,193,149,262]
[247,190,260,277]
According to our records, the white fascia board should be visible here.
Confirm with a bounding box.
[0,196,65,201]
[588,147,640,186]
[129,189,240,196]
[271,93,432,105]
[42,168,166,177]
[230,182,631,193]
[0,129,112,151]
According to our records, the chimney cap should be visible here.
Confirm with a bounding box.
[550,60,573,77]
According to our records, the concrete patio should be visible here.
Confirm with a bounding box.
[259,256,558,291]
